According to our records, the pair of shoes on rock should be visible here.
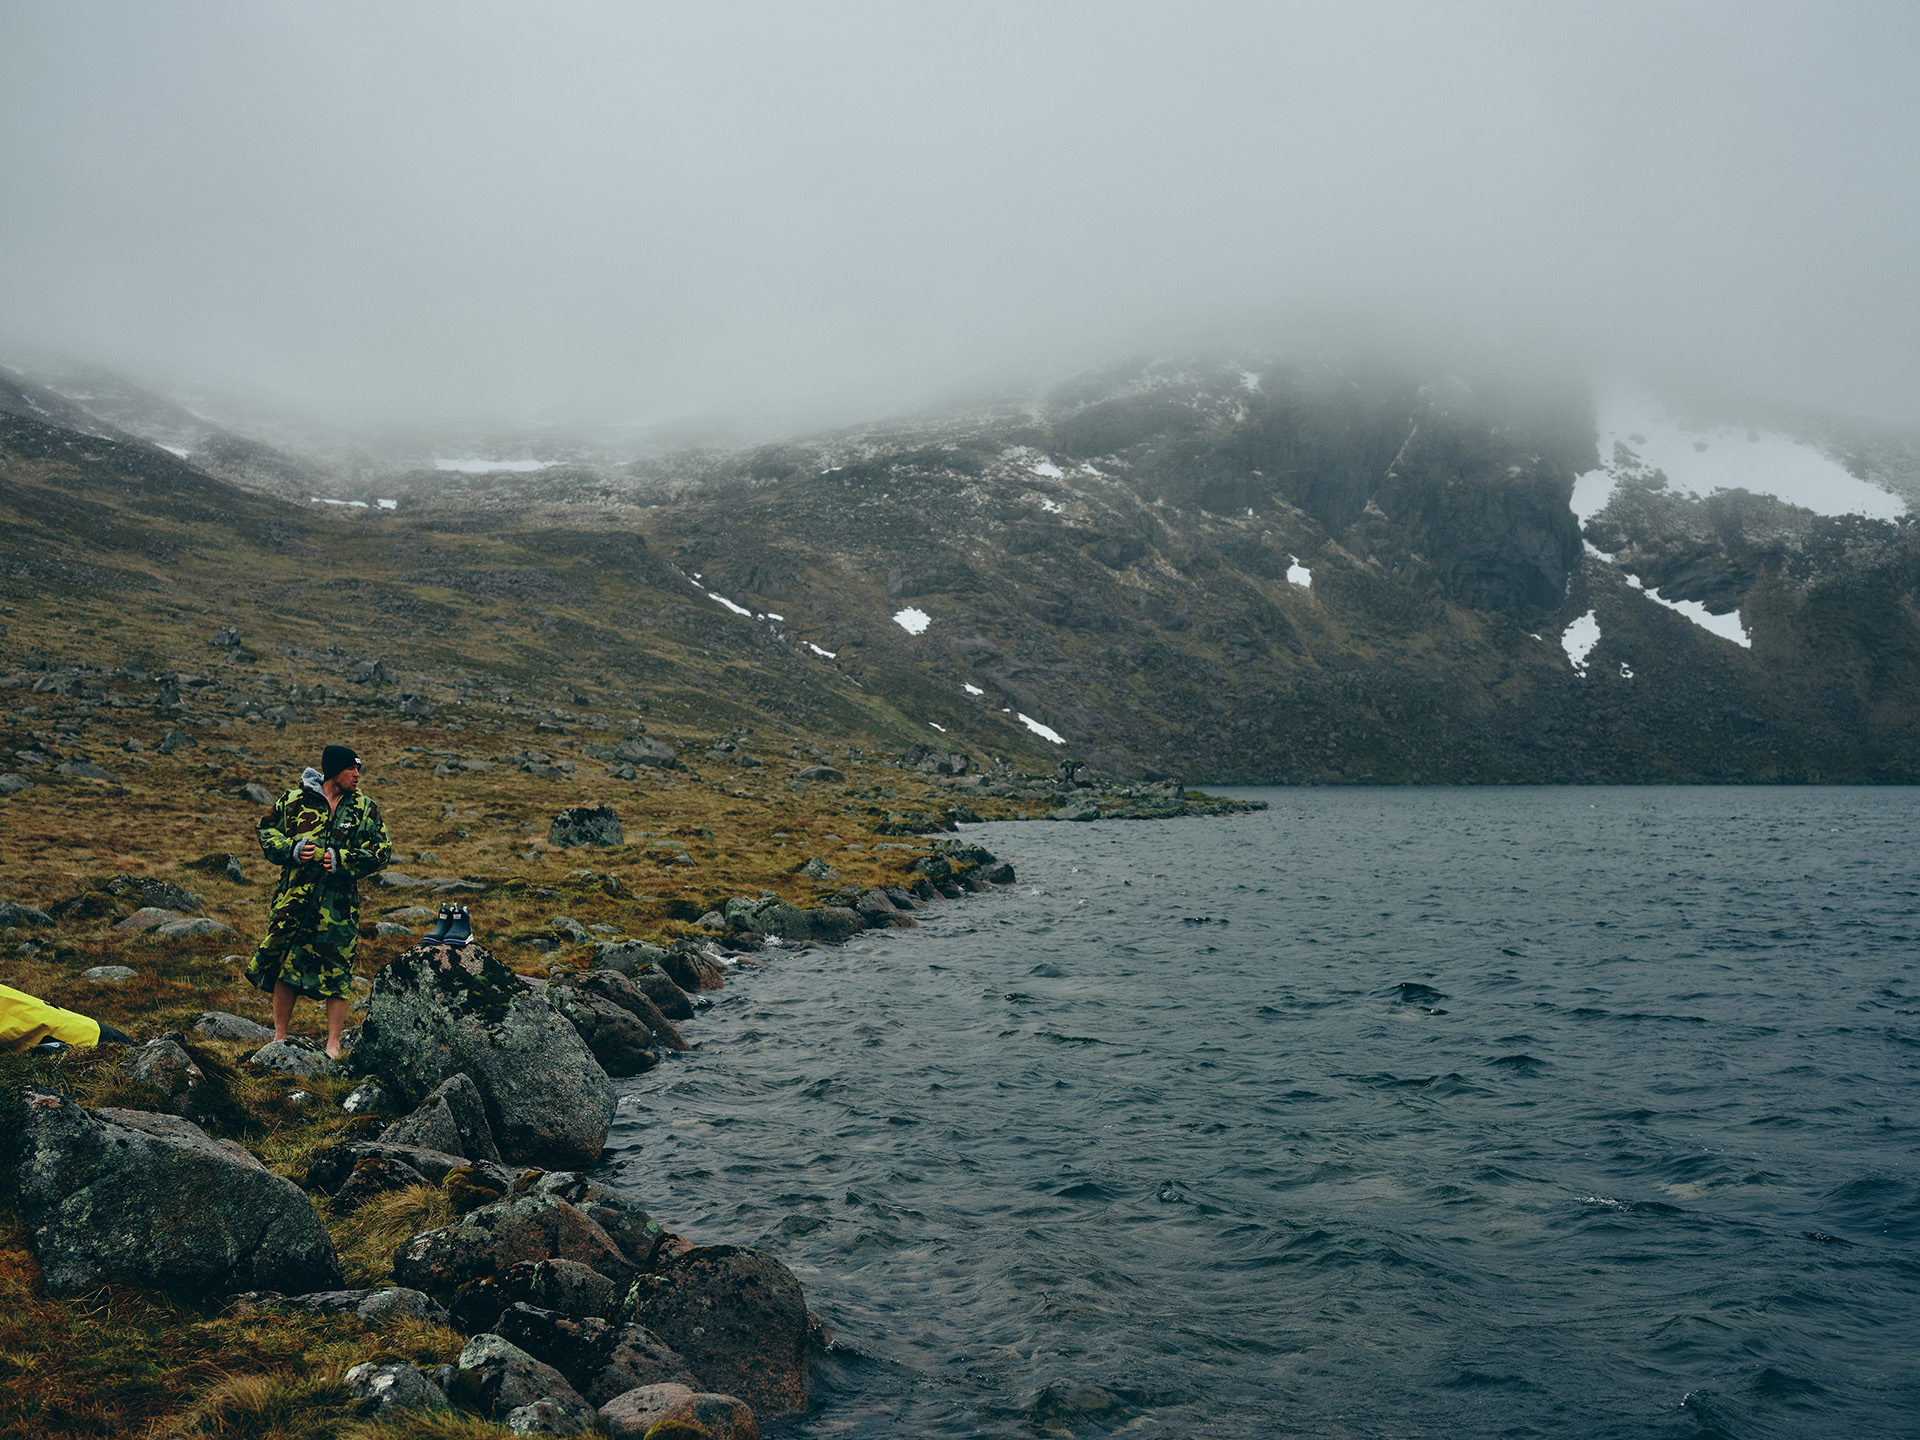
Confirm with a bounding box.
[423,904,473,946]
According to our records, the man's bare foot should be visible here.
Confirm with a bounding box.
[325,1045,343,1060]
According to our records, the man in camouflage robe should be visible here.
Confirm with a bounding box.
[247,744,392,1058]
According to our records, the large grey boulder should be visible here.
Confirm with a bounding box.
[612,736,677,769]
[349,941,614,1168]
[550,804,622,848]
[381,1072,502,1161]
[599,1383,759,1440]
[619,1246,810,1418]
[393,1193,637,1297]
[7,1086,341,1300]
[720,895,865,945]
[451,1333,596,1434]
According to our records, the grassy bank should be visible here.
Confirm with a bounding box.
[0,682,1057,1436]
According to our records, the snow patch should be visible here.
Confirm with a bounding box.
[893,607,931,635]
[1287,556,1312,588]
[1240,370,1262,392]
[1562,610,1600,674]
[1640,588,1751,648]
[433,458,557,473]
[962,683,984,696]
[1017,713,1065,744]
[309,497,369,508]
[764,612,784,621]
[1587,538,1753,647]
[1030,460,1065,479]
[1574,392,1904,523]
[375,498,398,509]
[1040,498,1063,514]
[928,721,946,733]
[158,444,190,458]
[808,643,838,658]
[707,592,751,617]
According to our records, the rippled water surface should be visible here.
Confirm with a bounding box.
[606,788,1920,1438]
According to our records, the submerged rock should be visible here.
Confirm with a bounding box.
[549,981,659,1076]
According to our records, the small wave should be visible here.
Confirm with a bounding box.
[1440,1368,1533,1391]
[1036,1030,1106,1045]
[1054,1180,1121,1200]
[1389,981,1449,1003]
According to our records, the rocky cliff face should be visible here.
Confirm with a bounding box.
[4,352,1918,783]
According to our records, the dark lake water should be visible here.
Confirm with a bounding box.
[606,788,1920,1438]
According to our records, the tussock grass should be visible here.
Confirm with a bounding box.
[0,1208,471,1439]
[329,1185,456,1290]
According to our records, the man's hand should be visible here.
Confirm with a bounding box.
[294,839,318,864]
[323,847,337,873]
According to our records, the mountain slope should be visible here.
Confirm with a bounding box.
[7,352,1920,783]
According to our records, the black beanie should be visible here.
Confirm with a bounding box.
[321,744,361,779]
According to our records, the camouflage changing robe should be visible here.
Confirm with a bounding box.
[247,766,393,1000]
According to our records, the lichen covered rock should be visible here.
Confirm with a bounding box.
[393,1192,637,1296]
[7,1086,341,1299]
[349,941,613,1167]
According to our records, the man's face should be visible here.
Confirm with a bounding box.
[335,761,362,792]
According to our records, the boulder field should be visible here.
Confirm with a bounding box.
[5,836,1030,1436]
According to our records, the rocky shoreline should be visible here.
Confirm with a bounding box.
[10,821,1237,1437]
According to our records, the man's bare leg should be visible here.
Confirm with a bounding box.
[324,996,350,1059]
[272,981,296,1041]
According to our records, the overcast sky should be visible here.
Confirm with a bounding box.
[2,2,1916,433]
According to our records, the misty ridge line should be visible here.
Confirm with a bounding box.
[2,6,1918,430]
